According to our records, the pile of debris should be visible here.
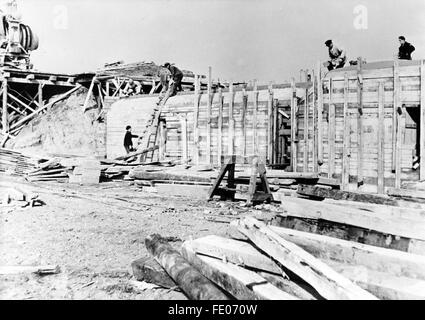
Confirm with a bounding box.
[0,183,43,208]
[0,147,42,175]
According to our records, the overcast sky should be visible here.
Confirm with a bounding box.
[13,0,425,82]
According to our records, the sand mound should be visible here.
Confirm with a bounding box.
[6,87,106,158]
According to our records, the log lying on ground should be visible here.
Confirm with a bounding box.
[145,234,229,300]
[278,196,425,241]
[269,226,425,280]
[181,241,299,300]
[0,265,60,275]
[131,257,177,289]
[129,169,212,183]
[232,217,378,300]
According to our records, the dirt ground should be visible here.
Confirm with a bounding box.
[0,175,268,300]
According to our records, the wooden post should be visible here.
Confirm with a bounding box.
[38,83,44,110]
[207,67,212,165]
[328,79,335,179]
[83,76,96,110]
[217,87,223,166]
[303,85,309,172]
[317,61,324,166]
[242,88,247,157]
[395,108,404,189]
[342,74,350,190]
[106,81,110,97]
[273,98,278,165]
[193,75,200,165]
[228,82,235,157]
[159,120,166,161]
[290,78,297,172]
[312,70,318,172]
[392,59,399,172]
[253,80,258,155]
[377,81,385,194]
[420,60,425,181]
[1,79,8,135]
[181,116,188,163]
[267,82,274,164]
[357,57,364,187]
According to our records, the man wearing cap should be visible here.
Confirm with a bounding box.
[398,36,415,60]
[325,40,347,71]
[163,62,183,97]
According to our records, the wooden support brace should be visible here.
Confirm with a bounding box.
[303,86,308,172]
[253,81,259,155]
[1,79,8,135]
[342,74,350,190]
[357,57,364,187]
[377,81,385,193]
[193,75,200,165]
[242,88,247,158]
[317,61,324,166]
[267,83,274,164]
[206,67,212,164]
[328,79,335,179]
[217,87,223,166]
[228,82,235,157]
[420,60,425,181]
[392,59,400,172]
[290,78,297,171]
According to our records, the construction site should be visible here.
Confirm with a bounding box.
[2,0,425,301]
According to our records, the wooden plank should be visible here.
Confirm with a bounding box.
[312,70,318,172]
[253,81,259,155]
[328,79,335,179]
[303,85,308,172]
[273,98,278,164]
[217,87,223,166]
[387,188,425,200]
[267,83,274,163]
[278,196,425,241]
[377,81,385,194]
[290,78,297,171]
[1,80,8,134]
[207,67,212,164]
[421,60,425,181]
[341,74,350,190]
[228,82,235,157]
[159,121,166,161]
[357,57,364,187]
[193,75,200,165]
[145,234,228,300]
[232,217,377,300]
[317,62,324,165]
[83,76,96,110]
[269,225,425,280]
[181,241,298,300]
[180,116,188,163]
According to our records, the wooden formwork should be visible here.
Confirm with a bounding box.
[294,59,425,193]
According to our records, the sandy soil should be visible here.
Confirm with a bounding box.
[0,177,261,300]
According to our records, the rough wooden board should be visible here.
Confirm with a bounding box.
[232,217,378,300]
[278,196,425,241]
[181,241,298,300]
[131,257,177,289]
[269,226,425,280]
[145,234,229,300]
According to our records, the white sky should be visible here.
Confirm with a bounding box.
[12,0,425,82]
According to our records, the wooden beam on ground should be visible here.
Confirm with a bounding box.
[228,82,235,157]
[206,67,212,165]
[9,85,82,132]
[278,196,425,241]
[377,81,385,194]
[269,225,425,280]
[342,74,350,190]
[131,256,177,288]
[232,217,377,300]
[0,265,60,275]
[181,241,298,300]
[421,60,425,181]
[145,234,229,300]
[217,87,223,166]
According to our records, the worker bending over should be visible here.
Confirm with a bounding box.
[123,78,142,96]
[157,62,184,105]
[123,125,139,154]
[325,40,347,71]
[398,36,415,60]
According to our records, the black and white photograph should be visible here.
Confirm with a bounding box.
[1,0,425,305]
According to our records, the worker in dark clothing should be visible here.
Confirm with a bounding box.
[123,125,139,154]
[325,39,347,71]
[163,62,183,97]
[398,36,415,60]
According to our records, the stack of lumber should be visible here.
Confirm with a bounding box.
[138,215,425,300]
[0,148,42,176]
[68,158,101,184]
[25,158,72,182]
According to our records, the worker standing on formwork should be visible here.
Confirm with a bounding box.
[398,36,415,60]
[324,40,347,71]
[157,62,183,105]
[157,67,171,106]
[123,78,142,96]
